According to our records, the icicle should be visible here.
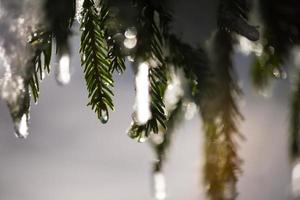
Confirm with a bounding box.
[56,52,71,85]
[184,101,197,120]
[292,161,300,198]
[0,0,43,138]
[75,0,84,23]
[152,168,166,200]
[1,76,31,138]
[14,113,30,138]
[134,62,152,124]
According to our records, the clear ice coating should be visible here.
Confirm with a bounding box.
[0,0,44,137]
[56,52,71,85]
[75,0,84,23]
[134,62,152,125]
[236,35,263,56]
[152,170,167,200]
[14,113,30,138]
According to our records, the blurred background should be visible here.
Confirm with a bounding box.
[0,0,293,199]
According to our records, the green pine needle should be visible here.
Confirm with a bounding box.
[80,0,115,123]
[28,30,52,103]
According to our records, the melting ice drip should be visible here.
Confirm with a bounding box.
[0,0,44,138]
[292,162,300,198]
[14,113,29,138]
[152,171,167,200]
[56,52,71,85]
[236,35,263,56]
[134,62,152,124]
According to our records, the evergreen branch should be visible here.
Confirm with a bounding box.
[251,47,282,91]
[80,0,114,123]
[167,35,211,101]
[108,42,125,74]
[202,30,243,200]
[218,0,259,41]
[128,1,170,140]
[259,0,300,62]
[28,30,52,103]
[255,0,300,92]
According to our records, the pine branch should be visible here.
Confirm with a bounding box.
[259,0,300,62]
[203,30,243,200]
[218,0,259,41]
[253,1,300,92]
[128,1,170,140]
[80,0,114,123]
[167,35,211,101]
[250,47,282,91]
[28,30,52,103]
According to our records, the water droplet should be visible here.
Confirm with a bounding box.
[99,108,109,124]
[127,56,135,62]
[272,68,281,78]
[272,67,287,79]
[150,133,164,145]
[152,170,166,200]
[56,53,71,85]
[127,123,149,143]
[14,113,29,139]
[124,27,137,39]
[124,38,137,49]
[138,132,148,143]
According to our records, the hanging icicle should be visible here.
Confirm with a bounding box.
[292,161,300,198]
[152,162,167,200]
[1,74,31,138]
[134,62,152,125]
[56,51,71,85]
[0,0,45,138]
[76,0,85,23]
